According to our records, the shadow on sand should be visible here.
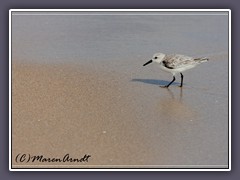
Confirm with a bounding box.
[131,78,180,86]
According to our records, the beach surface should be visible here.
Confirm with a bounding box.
[12,12,229,168]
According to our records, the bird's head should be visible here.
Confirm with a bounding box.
[143,53,166,66]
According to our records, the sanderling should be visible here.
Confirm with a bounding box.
[143,53,209,87]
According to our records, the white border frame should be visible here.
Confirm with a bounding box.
[9,9,231,171]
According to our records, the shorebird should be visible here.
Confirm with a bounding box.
[143,53,209,87]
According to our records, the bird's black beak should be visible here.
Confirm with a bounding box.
[143,60,153,66]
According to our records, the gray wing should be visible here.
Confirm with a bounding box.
[162,54,194,69]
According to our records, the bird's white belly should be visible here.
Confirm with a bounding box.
[159,64,196,75]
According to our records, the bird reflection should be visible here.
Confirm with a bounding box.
[165,87,183,101]
[157,88,195,121]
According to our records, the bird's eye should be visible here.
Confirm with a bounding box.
[154,57,158,59]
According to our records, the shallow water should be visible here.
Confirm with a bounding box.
[12,12,228,64]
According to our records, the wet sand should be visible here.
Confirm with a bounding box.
[11,12,229,168]
[12,54,228,168]
[12,63,153,167]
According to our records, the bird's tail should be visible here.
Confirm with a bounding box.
[194,57,209,63]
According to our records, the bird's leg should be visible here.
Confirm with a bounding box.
[179,73,183,87]
[161,76,175,88]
